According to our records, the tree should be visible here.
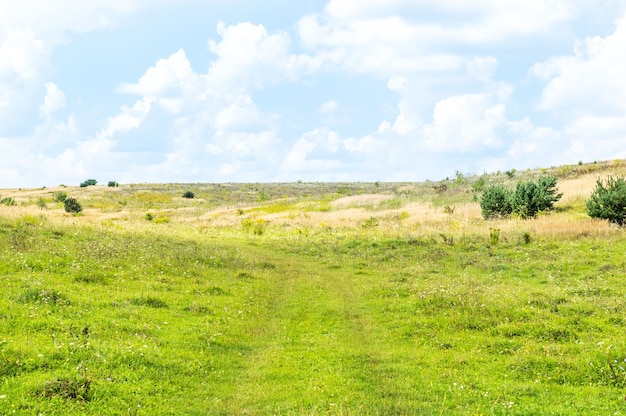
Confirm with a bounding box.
[586,176,626,226]
[182,191,195,199]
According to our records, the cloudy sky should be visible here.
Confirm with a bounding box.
[1,0,626,187]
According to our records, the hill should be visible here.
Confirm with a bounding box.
[1,160,626,415]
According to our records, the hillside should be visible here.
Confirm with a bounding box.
[1,160,626,415]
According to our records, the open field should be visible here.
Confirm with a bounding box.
[2,160,626,414]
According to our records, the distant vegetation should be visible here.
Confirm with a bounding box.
[80,179,97,188]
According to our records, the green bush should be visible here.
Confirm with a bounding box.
[182,191,195,199]
[107,181,119,187]
[1,197,16,206]
[481,176,562,220]
[513,176,562,219]
[64,198,82,214]
[480,185,513,219]
[53,191,67,202]
[80,179,97,188]
[586,176,626,226]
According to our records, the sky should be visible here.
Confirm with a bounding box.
[1,0,626,188]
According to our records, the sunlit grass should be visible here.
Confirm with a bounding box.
[2,161,626,414]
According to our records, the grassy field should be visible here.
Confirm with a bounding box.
[2,161,626,415]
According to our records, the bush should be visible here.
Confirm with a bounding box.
[480,185,513,219]
[107,181,119,187]
[182,191,195,199]
[53,191,67,202]
[80,179,97,188]
[512,176,562,219]
[0,197,16,206]
[481,176,562,220]
[64,198,82,214]
[586,176,626,226]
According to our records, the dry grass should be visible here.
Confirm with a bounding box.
[1,162,624,241]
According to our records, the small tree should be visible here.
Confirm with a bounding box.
[480,185,513,219]
[512,176,562,219]
[182,191,195,199]
[64,198,82,214]
[586,176,626,226]
[107,181,119,187]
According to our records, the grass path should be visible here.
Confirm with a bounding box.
[219,242,421,415]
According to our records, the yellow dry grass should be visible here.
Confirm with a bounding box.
[1,168,623,241]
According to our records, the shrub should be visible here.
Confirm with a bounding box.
[80,179,97,188]
[64,198,83,214]
[586,176,626,226]
[37,197,47,210]
[481,176,562,220]
[0,197,16,206]
[145,212,154,221]
[480,185,513,219]
[182,191,195,199]
[107,181,119,187]
[472,177,486,192]
[53,191,67,202]
[512,176,562,219]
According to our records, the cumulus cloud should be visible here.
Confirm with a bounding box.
[532,15,626,116]
[2,1,626,187]
[208,22,320,94]
[39,82,66,119]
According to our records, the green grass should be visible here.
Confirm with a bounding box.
[3,168,626,414]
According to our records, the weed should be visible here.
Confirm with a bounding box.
[17,288,70,305]
[35,378,91,401]
[360,217,380,229]
[130,296,169,308]
[489,228,500,245]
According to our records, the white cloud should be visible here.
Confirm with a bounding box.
[208,22,319,94]
[532,15,626,116]
[39,82,66,119]
[320,100,339,114]
[214,95,264,131]
[98,98,154,139]
[118,49,196,99]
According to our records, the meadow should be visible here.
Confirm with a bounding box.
[1,160,626,415]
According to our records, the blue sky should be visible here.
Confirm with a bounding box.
[1,0,626,187]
